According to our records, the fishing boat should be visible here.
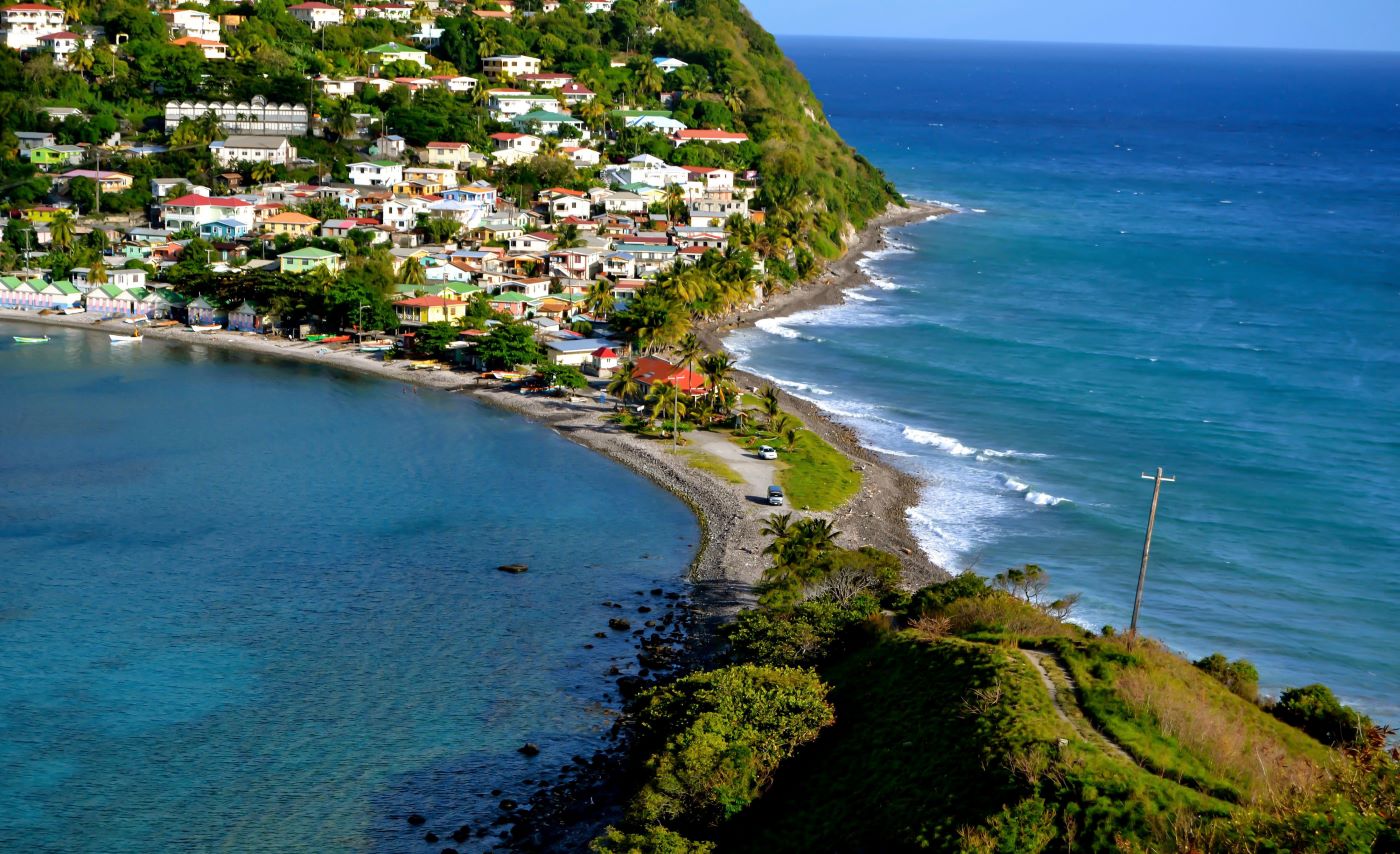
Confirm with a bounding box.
[319,335,351,344]
[305,334,329,343]
[358,343,393,352]
[109,333,142,344]
[12,335,49,344]
[189,324,222,333]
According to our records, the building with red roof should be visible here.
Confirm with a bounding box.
[632,356,707,397]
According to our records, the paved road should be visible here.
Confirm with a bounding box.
[686,430,781,505]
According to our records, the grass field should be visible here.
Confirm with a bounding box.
[680,449,746,484]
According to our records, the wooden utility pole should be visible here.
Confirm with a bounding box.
[1128,467,1175,642]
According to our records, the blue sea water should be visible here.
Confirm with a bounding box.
[0,324,698,851]
[729,39,1400,719]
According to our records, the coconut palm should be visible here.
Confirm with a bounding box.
[645,380,687,438]
[607,358,640,401]
[89,256,107,285]
[477,29,501,65]
[760,511,792,542]
[551,222,584,250]
[584,279,615,319]
[699,351,737,414]
[721,84,745,115]
[326,99,357,142]
[251,160,277,184]
[539,134,561,158]
[782,424,802,452]
[577,98,606,132]
[401,258,427,286]
[67,45,94,76]
[674,332,703,382]
[49,210,76,251]
[759,384,781,424]
[662,182,685,223]
[636,60,663,100]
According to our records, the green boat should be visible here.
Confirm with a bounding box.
[305,334,329,342]
[13,335,50,344]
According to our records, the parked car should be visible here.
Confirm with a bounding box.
[758,445,778,460]
[767,485,785,506]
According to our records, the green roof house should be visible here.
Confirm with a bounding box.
[511,110,585,137]
[366,42,428,70]
[278,246,344,276]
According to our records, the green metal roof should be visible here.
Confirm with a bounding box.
[279,247,341,259]
[368,42,421,54]
[514,110,579,124]
[489,292,533,303]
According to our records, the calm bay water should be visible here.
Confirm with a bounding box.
[730,39,1400,718]
[0,322,698,851]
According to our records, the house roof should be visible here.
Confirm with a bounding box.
[395,296,463,307]
[279,247,341,258]
[632,356,706,393]
[165,194,250,208]
[367,41,422,54]
[426,141,470,149]
[38,30,78,40]
[171,36,225,47]
[673,129,749,142]
[592,346,618,359]
[264,212,319,225]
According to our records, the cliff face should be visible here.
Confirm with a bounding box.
[661,0,903,246]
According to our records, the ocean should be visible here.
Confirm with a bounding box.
[728,38,1400,719]
[0,324,699,851]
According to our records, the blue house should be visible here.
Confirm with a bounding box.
[200,218,250,240]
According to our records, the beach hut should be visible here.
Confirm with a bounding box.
[0,276,24,308]
[84,285,148,317]
[186,296,227,326]
[227,300,272,332]
[140,288,186,320]
[33,280,82,309]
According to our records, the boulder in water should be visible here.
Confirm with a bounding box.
[407,813,426,826]
[518,743,540,757]
[497,563,528,574]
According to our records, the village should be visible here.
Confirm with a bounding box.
[0,0,777,397]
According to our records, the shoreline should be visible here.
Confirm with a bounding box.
[1,202,952,593]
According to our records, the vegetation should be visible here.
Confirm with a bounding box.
[680,449,745,484]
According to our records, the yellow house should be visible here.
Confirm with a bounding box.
[393,296,467,327]
[262,211,320,237]
[23,206,62,224]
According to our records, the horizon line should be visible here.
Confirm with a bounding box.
[768,32,1400,56]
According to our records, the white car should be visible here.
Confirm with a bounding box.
[758,445,778,460]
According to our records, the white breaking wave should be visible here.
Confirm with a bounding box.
[978,448,1052,461]
[1025,491,1072,507]
[862,444,917,458]
[971,208,988,214]
[902,426,978,457]
[753,318,824,343]
[845,289,878,302]
[1001,475,1031,493]
[771,376,834,396]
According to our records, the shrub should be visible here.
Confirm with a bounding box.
[723,595,881,667]
[628,665,834,828]
[589,825,714,854]
[1194,653,1260,703]
[1272,684,1372,747]
[908,573,990,617]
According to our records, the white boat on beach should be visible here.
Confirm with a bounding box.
[189,324,222,333]
[109,333,142,344]
[358,344,392,352]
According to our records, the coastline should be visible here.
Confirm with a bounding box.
[1,203,952,594]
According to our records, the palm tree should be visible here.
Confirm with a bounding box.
[759,384,781,424]
[552,223,584,250]
[607,358,640,402]
[50,210,76,251]
[721,84,746,115]
[646,380,687,441]
[662,182,685,223]
[67,45,94,76]
[251,160,277,184]
[699,351,737,414]
[674,332,703,382]
[539,134,561,159]
[401,259,427,286]
[584,279,615,319]
[636,60,663,100]
[577,98,606,133]
[89,256,107,285]
[478,29,501,66]
[760,512,792,541]
[782,425,802,452]
[326,99,357,143]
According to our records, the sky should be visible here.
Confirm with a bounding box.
[741,0,1400,53]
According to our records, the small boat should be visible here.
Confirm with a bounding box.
[110,333,142,344]
[304,334,329,342]
[358,344,392,352]
[189,324,221,333]
[319,335,351,344]
[12,335,49,344]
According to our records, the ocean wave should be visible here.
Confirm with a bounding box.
[770,376,834,396]
[753,318,824,343]
[844,289,878,302]
[978,448,1052,461]
[862,444,917,458]
[1000,475,1031,493]
[902,426,978,456]
[1025,491,1072,507]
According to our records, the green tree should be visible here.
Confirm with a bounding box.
[1272,684,1372,747]
[536,362,588,389]
[413,320,460,358]
[49,210,77,251]
[607,358,641,402]
[1194,653,1261,703]
[584,278,616,319]
[400,258,427,286]
[476,320,542,369]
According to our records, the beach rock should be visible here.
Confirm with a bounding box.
[424,832,439,843]
[407,814,427,826]
[607,618,631,631]
[518,743,540,757]
[499,799,518,811]
[593,631,607,638]
[491,788,502,796]
[441,848,458,854]
[650,588,664,595]
[638,605,652,613]
[497,563,528,574]
[451,825,472,843]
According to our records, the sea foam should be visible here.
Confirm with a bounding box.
[902,426,978,456]
[1025,491,1072,507]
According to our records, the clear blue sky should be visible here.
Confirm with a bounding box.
[742,0,1400,52]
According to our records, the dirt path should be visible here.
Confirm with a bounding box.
[1020,649,1139,765]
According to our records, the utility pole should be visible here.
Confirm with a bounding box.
[94,148,102,215]
[1128,467,1176,642]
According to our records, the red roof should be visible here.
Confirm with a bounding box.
[164,194,250,208]
[426,141,469,149]
[288,1,338,9]
[560,83,594,95]
[490,132,526,141]
[38,30,77,40]
[5,4,62,10]
[171,36,225,47]
[395,296,464,307]
[545,187,585,198]
[673,129,749,142]
[592,346,618,359]
[632,356,706,395]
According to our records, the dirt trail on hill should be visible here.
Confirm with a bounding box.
[1020,649,1139,766]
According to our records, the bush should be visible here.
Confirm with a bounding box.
[723,595,881,667]
[590,825,714,854]
[908,573,990,617]
[628,665,834,828]
[1194,653,1260,703]
[1272,684,1371,747]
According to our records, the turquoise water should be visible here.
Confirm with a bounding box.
[0,322,698,851]
[730,39,1400,719]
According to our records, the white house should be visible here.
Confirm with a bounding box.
[602,154,690,189]
[35,31,92,67]
[561,146,601,168]
[171,36,228,60]
[161,194,255,231]
[287,1,343,29]
[482,54,541,78]
[0,3,65,51]
[161,9,221,42]
[424,141,476,168]
[549,193,591,221]
[672,129,750,145]
[366,42,428,70]
[652,57,689,73]
[488,132,541,165]
[210,136,296,167]
[348,160,404,188]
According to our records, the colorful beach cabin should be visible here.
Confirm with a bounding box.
[85,284,148,317]
[278,247,344,276]
[228,300,272,332]
[199,218,250,240]
[186,296,227,326]
[140,287,185,320]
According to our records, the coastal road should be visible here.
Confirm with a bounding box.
[686,430,782,506]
